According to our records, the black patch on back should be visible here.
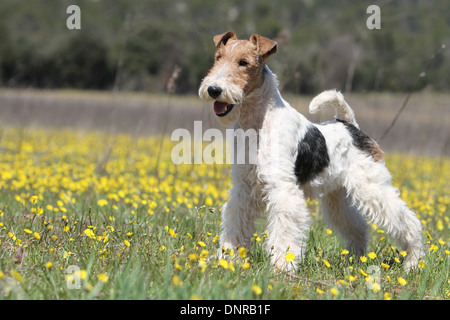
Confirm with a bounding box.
[336,119,379,158]
[294,125,330,184]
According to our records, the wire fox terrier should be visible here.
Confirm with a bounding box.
[199,31,424,271]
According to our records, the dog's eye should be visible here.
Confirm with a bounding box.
[239,60,249,67]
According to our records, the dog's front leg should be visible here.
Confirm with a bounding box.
[263,181,311,272]
[218,167,261,256]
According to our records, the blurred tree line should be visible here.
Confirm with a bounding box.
[0,0,448,94]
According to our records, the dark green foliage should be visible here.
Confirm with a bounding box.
[0,0,448,93]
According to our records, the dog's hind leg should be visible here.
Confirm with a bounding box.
[344,160,424,271]
[321,187,368,257]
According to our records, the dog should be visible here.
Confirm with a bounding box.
[198,31,424,271]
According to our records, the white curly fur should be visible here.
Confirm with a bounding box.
[200,47,424,272]
[309,89,359,128]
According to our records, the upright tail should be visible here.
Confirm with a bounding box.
[309,90,359,128]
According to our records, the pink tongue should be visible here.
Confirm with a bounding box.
[214,101,229,114]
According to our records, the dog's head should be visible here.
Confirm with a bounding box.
[198,31,277,126]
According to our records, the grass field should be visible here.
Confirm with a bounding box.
[0,124,448,300]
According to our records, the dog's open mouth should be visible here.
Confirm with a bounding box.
[214,101,234,117]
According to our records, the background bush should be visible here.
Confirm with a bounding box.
[0,0,449,94]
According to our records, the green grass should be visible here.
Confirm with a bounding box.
[0,126,448,300]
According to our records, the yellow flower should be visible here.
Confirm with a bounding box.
[398,277,407,286]
[325,228,333,235]
[348,275,357,282]
[24,228,32,234]
[400,251,407,257]
[381,263,390,270]
[238,247,247,258]
[97,199,108,207]
[341,249,349,255]
[285,252,295,262]
[218,259,229,269]
[429,244,438,253]
[372,282,381,292]
[97,273,109,283]
[368,252,377,259]
[205,197,213,206]
[360,256,367,262]
[199,250,209,261]
[252,284,262,295]
[174,262,182,271]
[198,260,207,273]
[124,240,131,247]
[316,288,324,295]
[169,228,177,238]
[172,275,182,286]
[45,262,53,269]
[322,259,330,268]
[242,261,251,270]
[11,270,23,283]
[418,261,426,269]
[330,287,339,297]
[189,253,198,261]
[384,292,392,300]
[79,270,87,280]
[84,228,95,238]
[197,241,206,247]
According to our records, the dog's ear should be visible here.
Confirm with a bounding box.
[250,34,278,61]
[213,31,237,48]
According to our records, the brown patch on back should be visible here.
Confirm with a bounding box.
[370,140,384,162]
[336,119,384,162]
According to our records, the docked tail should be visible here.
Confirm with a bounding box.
[309,90,359,128]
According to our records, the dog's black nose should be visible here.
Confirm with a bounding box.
[207,86,222,99]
